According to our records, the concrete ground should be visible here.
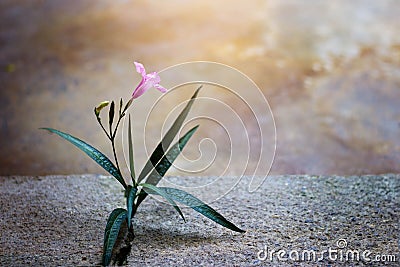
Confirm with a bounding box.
[0,174,399,266]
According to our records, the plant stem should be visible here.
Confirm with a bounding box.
[112,115,123,140]
[110,113,125,173]
[96,118,112,140]
[111,138,121,172]
[101,98,132,184]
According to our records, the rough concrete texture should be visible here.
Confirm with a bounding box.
[0,174,399,266]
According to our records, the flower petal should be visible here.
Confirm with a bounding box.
[132,78,144,98]
[132,80,154,99]
[154,84,167,93]
[132,62,167,99]
[146,72,161,84]
[134,62,146,77]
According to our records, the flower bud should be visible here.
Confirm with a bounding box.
[95,101,110,117]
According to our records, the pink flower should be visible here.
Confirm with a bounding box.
[132,62,167,99]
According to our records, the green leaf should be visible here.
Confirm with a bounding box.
[147,125,199,185]
[128,115,136,184]
[141,183,185,222]
[40,128,127,189]
[137,85,202,183]
[103,208,127,266]
[103,208,126,248]
[153,187,245,233]
[135,125,199,208]
[126,186,137,228]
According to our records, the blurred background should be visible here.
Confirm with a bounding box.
[0,0,399,176]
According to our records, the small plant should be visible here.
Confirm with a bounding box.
[41,62,244,266]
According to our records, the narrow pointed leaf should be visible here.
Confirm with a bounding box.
[40,128,127,189]
[103,208,126,248]
[137,85,202,183]
[135,125,199,208]
[128,115,136,183]
[126,186,137,228]
[147,125,199,185]
[155,187,245,233]
[102,208,127,266]
[141,183,185,222]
